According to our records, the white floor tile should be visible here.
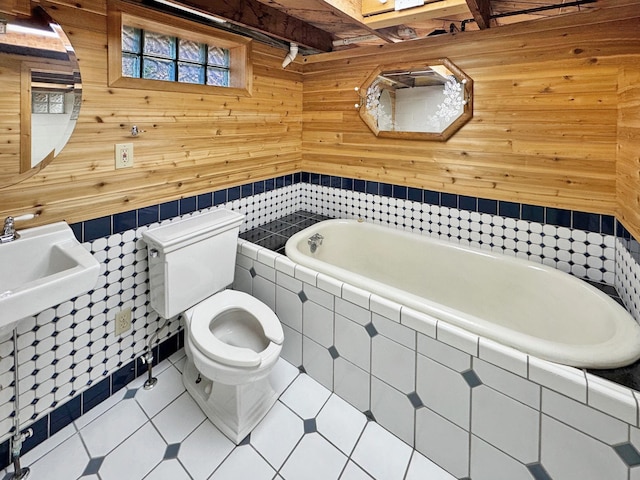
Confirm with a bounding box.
[144,459,191,480]
[178,420,235,480]
[340,461,374,480]
[280,374,331,419]
[135,365,186,417]
[99,423,166,480]
[25,434,89,480]
[405,450,456,480]
[251,401,304,469]
[152,391,206,443]
[21,423,77,466]
[281,433,347,480]
[74,387,127,430]
[79,398,148,456]
[351,422,412,480]
[209,445,275,480]
[316,394,367,455]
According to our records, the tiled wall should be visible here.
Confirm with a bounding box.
[1,172,639,476]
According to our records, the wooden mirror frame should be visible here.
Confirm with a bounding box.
[357,58,473,141]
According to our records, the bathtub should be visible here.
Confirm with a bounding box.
[285,219,640,369]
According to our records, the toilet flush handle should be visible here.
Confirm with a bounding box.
[149,248,159,258]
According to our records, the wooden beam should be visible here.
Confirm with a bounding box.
[362,0,471,29]
[466,0,491,29]
[159,0,335,51]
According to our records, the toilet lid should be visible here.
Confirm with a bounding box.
[187,290,283,368]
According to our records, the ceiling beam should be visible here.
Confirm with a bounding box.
[362,0,471,30]
[466,0,492,29]
[159,0,335,51]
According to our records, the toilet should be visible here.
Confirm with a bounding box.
[142,208,284,443]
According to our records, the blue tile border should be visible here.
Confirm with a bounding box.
[69,172,622,243]
[0,330,184,470]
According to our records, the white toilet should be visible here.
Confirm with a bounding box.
[142,208,284,443]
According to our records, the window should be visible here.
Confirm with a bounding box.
[32,90,66,114]
[108,1,252,96]
[121,26,230,86]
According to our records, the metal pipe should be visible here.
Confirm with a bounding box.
[3,329,31,480]
[141,317,169,390]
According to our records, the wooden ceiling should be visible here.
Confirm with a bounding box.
[140,0,599,53]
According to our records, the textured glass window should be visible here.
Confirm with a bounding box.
[32,91,66,114]
[121,25,229,86]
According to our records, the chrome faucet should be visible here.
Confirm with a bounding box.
[308,233,324,253]
[1,214,37,244]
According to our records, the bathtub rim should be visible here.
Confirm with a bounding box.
[285,218,640,370]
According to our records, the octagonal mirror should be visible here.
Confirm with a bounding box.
[357,58,473,141]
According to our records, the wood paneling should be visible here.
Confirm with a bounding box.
[302,1,640,221]
[0,0,303,227]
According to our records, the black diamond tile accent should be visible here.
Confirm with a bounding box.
[298,365,307,374]
[239,433,251,446]
[328,346,339,359]
[82,456,104,476]
[461,369,482,388]
[304,418,317,434]
[407,391,424,409]
[164,443,180,460]
[298,291,308,303]
[614,443,640,467]
[249,267,257,278]
[123,388,137,399]
[363,410,376,422]
[527,462,553,480]
[364,322,378,338]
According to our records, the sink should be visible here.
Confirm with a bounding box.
[0,221,100,336]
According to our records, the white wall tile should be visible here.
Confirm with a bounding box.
[400,307,437,339]
[477,338,528,378]
[417,334,471,373]
[541,414,628,480]
[371,335,415,394]
[334,314,371,371]
[372,313,415,350]
[587,373,638,425]
[370,376,415,446]
[470,435,536,480]
[416,354,470,429]
[302,336,333,391]
[437,321,478,357]
[528,356,587,402]
[415,407,469,479]
[303,301,334,348]
[473,358,540,409]
[471,385,539,463]
[333,357,370,413]
[541,388,628,444]
[275,286,302,332]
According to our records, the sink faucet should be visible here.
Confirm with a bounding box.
[1,213,37,243]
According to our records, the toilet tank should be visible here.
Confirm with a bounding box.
[142,209,245,319]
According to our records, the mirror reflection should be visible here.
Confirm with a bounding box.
[358,59,472,141]
[0,8,81,188]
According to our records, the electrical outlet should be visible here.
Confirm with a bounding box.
[115,143,134,169]
[114,307,132,335]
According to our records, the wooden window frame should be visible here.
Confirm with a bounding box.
[107,0,252,97]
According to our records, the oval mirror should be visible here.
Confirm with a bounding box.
[357,58,473,141]
[0,7,81,188]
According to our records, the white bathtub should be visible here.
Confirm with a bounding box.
[285,219,640,369]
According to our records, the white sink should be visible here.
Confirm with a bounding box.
[0,221,100,336]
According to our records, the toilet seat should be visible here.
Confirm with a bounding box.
[187,290,283,368]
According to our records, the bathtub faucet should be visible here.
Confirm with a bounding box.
[308,233,324,253]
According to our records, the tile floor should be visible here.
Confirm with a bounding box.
[2,349,456,480]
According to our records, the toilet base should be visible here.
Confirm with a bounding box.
[183,359,279,444]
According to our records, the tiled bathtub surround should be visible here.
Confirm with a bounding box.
[0,171,638,475]
[234,239,640,480]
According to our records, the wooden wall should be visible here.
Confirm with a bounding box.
[2,0,640,241]
[0,0,303,227]
[302,0,640,239]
